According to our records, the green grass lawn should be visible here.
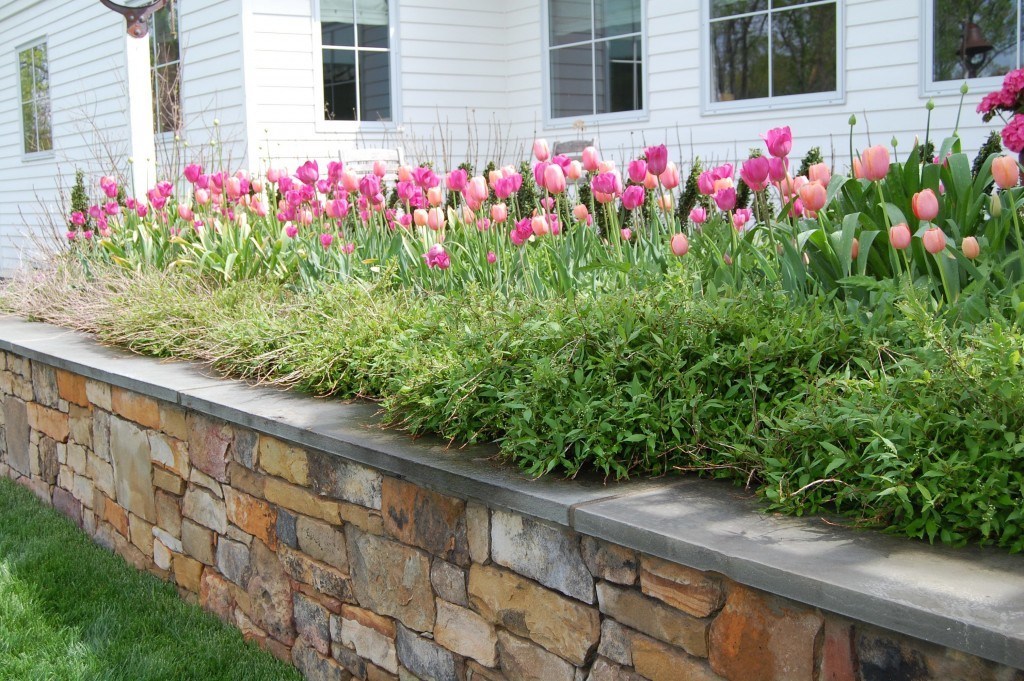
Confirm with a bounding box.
[0,477,301,680]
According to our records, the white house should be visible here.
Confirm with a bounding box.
[0,0,1016,273]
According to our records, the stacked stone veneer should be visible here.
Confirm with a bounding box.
[0,351,1020,681]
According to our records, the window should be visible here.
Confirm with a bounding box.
[706,0,839,108]
[320,0,392,122]
[18,41,52,154]
[150,0,181,133]
[926,0,1022,89]
[547,0,644,119]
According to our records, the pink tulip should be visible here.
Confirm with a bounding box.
[397,165,413,182]
[689,206,707,224]
[177,204,193,221]
[296,160,319,185]
[644,145,669,175]
[225,176,242,199]
[850,238,860,259]
[83,230,94,240]
[183,164,202,184]
[582,146,600,172]
[860,146,890,182]
[660,162,681,190]
[761,126,793,158]
[992,155,1020,190]
[195,188,211,205]
[598,160,616,173]
[466,176,488,204]
[477,217,491,231]
[423,243,450,269]
[807,163,831,186]
[66,230,77,241]
[533,139,550,162]
[621,185,645,210]
[567,160,583,181]
[487,251,497,264]
[491,203,508,223]
[670,233,689,256]
[591,171,622,197]
[100,176,118,199]
[740,156,770,191]
[768,157,789,183]
[852,157,865,180]
[962,236,980,259]
[284,222,298,238]
[70,211,85,226]
[373,159,387,177]
[714,187,737,212]
[299,209,314,225]
[252,198,268,217]
[732,208,752,230]
[798,181,828,214]
[922,226,946,254]
[446,169,468,193]
[628,159,647,185]
[320,233,333,249]
[341,170,360,193]
[544,164,567,194]
[912,189,939,222]
[657,193,673,211]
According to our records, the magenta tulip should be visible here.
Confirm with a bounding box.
[761,126,793,158]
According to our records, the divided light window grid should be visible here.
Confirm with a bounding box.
[321,0,392,122]
[708,0,838,105]
[18,41,52,154]
[151,0,182,134]
[930,0,1023,84]
[548,0,643,119]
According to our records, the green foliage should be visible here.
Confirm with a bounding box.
[68,169,91,230]
[677,158,704,222]
[973,131,1003,179]
[796,146,823,178]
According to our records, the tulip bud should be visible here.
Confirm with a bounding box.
[670,232,689,256]
[961,236,980,259]
[889,222,912,250]
[850,237,860,259]
[848,114,857,126]
[960,82,970,95]
[990,192,1003,218]
[926,98,935,111]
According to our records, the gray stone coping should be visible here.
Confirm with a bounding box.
[1,317,1021,670]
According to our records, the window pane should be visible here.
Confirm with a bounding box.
[933,0,1018,81]
[359,50,391,120]
[32,46,48,99]
[154,63,181,132]
[551,44,594,116]
[323,49,357,120]
[710,0,767,20]
[18,50,32,102]
[771,3,837,96]
[356,0,389,49]
[22,101,37,153]
[322,0,355,46]
[710,13,769,101]
[36,97,52,151]
[596,36,642,113]
[550,0,591,46]
[595,0,640,39]
[152,2,179,66]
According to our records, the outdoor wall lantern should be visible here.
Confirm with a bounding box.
[959,21,994,79]
[99,0,167,38]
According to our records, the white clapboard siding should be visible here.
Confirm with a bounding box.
[0,2,129,274]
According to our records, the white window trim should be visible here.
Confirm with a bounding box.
[920,0,1023,96]
[700,0,845,115]
[312,0,402,133]
[541,0,650,128]
[17,36,54,160]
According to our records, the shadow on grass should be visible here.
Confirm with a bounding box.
[0,477,302,681]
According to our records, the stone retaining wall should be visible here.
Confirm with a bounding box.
[0,347,1021,681]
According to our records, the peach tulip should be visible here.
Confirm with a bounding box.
[922,226,946,254]
[912,189,939,222]
[573,204,589,223]
[582,146,600,172]
[889,222,912,249]
[427,186,443,206]
[860,145,890,181]
[533,139,550,162]
[807,163,830,186]
[427,207,445,231]
[373,160,387,177]
[798,181,827,213]
[670,233,689,256]
[962,236,980,259]
[992,155,1020,190]
[413,208,428,227]
[531,214,549,236]
[491,203,508,224]
[660,162,681,189]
